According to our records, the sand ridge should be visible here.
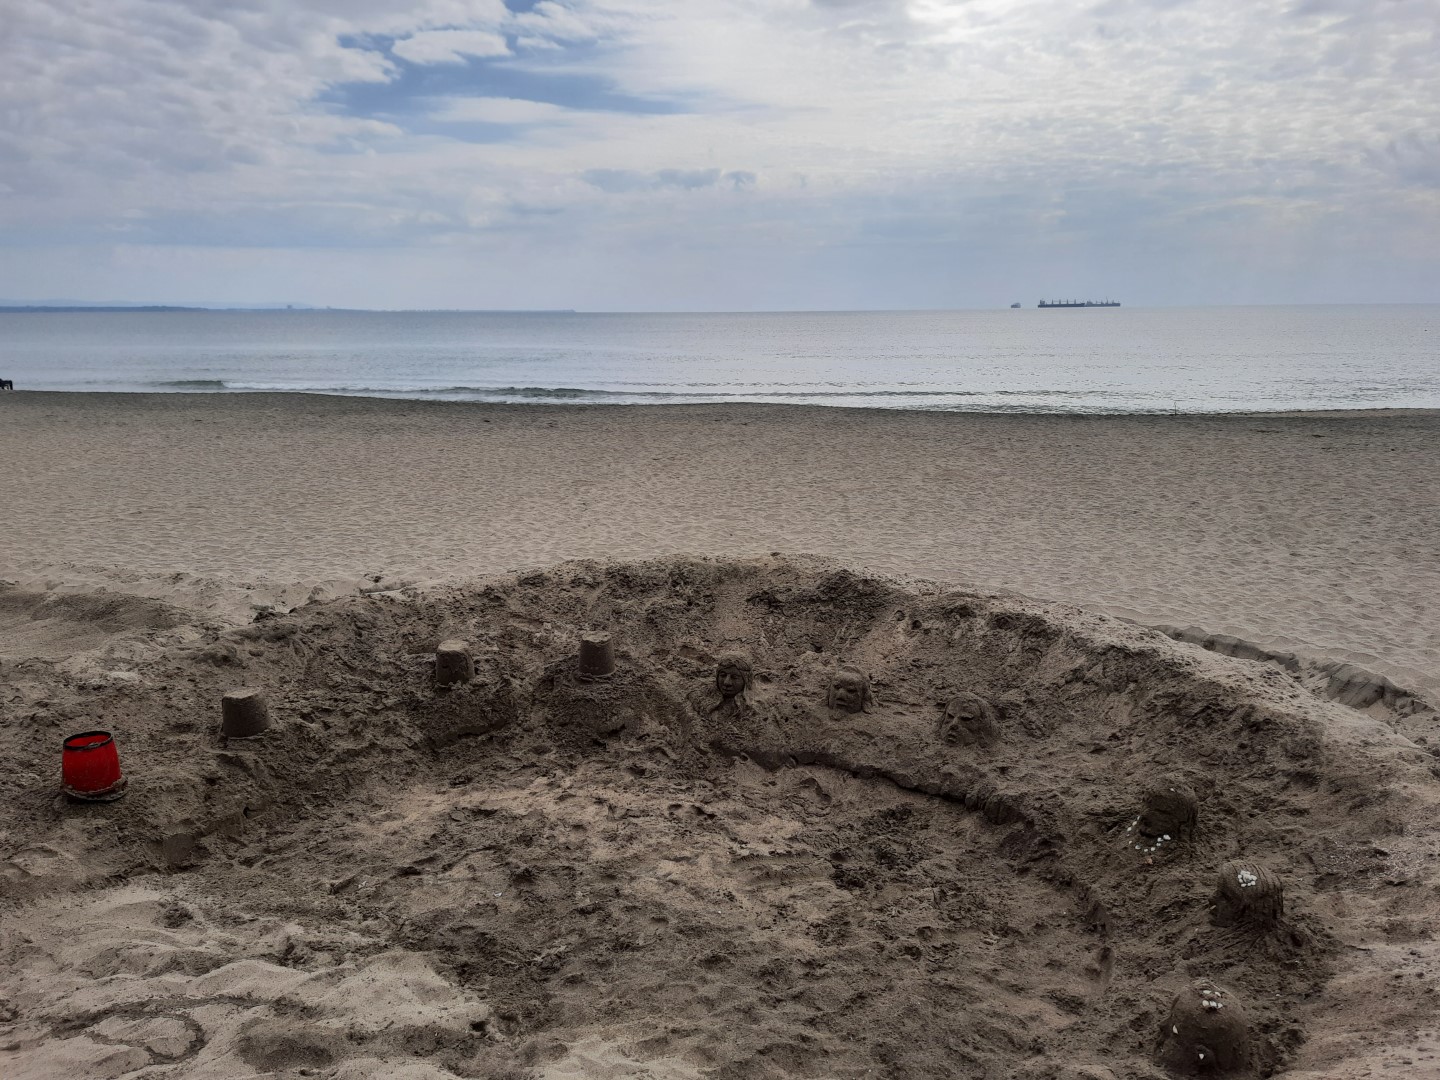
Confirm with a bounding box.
[2,556,1438,1078]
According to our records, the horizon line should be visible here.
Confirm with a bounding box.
[4,301,1440,315]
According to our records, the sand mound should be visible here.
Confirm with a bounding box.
[3,555,1439,1078]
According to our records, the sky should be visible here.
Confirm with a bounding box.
[1,0,1438,310]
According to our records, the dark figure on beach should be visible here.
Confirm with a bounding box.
[0,378,13,390]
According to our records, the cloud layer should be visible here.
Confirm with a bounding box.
[1,0,1437,308]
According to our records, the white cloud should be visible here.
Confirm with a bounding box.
[432,97,576,124]
[511,1,608,43]
[0,0,1438,306]
[391,29,511,64]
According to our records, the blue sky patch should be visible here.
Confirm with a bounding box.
[325,36,692,130]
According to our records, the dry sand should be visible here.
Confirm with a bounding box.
[3,393,1440,1079]
[2,392,1438,696]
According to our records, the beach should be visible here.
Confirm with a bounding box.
[9,0,1440,1070]
[3,391,1438,696]
[4,392,1440,1079]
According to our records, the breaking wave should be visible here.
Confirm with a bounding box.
[140,381,1119,404]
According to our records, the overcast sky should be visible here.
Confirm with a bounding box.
[2,0,1437,309]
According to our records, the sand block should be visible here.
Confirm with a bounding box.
[434,640,474,688]
[1212,860,1284,928]
[1156,979,1251,1074]
[1139,778,1199,839]
[577,631,615,680]
[220,687,270,738]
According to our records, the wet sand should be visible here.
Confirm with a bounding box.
[3,391,1436,695]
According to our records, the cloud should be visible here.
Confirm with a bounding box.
[1373,132,1440,190]
[1,0,1439,307]
[431,96,576,123]
[654,168,722,190]
[511,1,606,43]
[391,29,511,63]
[576,168,758,194]
[582,167,751,192]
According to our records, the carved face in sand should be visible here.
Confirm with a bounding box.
[828,669,871,714]
[714,653,753,700]
[939,693,996,746]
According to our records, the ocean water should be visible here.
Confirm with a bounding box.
[2,305,1437,413]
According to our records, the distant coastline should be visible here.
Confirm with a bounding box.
[0,305,579,314]
[1,305,216,313]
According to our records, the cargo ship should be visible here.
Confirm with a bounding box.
[1038,299,1120,308]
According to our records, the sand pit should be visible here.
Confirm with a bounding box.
[3,556,1440,1078]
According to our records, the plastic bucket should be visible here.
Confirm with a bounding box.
[62,730,128,801]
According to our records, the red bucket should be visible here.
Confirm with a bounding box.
[62,730,128,801]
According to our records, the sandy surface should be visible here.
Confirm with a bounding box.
[2,555,1438,1078]
[2,386,1438,1076]
[2,392,1437,697]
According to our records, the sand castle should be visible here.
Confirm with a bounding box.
[1212,860,1285,930]
[1157,980,1253,1074]
[433,639,475,688]
[220,687,271,738]
[5,555,1437,1079]
[576,630,616,681]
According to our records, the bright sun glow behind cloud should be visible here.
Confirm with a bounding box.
[1,0,1437,308]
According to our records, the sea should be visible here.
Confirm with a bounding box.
[2,305,1437,413]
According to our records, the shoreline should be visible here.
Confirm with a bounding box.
[4,390,1438,696]
[6,388,1440,419]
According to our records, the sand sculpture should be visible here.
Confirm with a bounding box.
[690,651,755,718]
[433,639,475,688]
[827,667,872,714]
[938,691,999,747]
[1122,778,1199,856]
[1211,860,1284,929]
[1156,980,1251,1074]
[577,630,616,681]
[220,688,271,738]
[1139,779,1199,837]
[25,557,1431,1077]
